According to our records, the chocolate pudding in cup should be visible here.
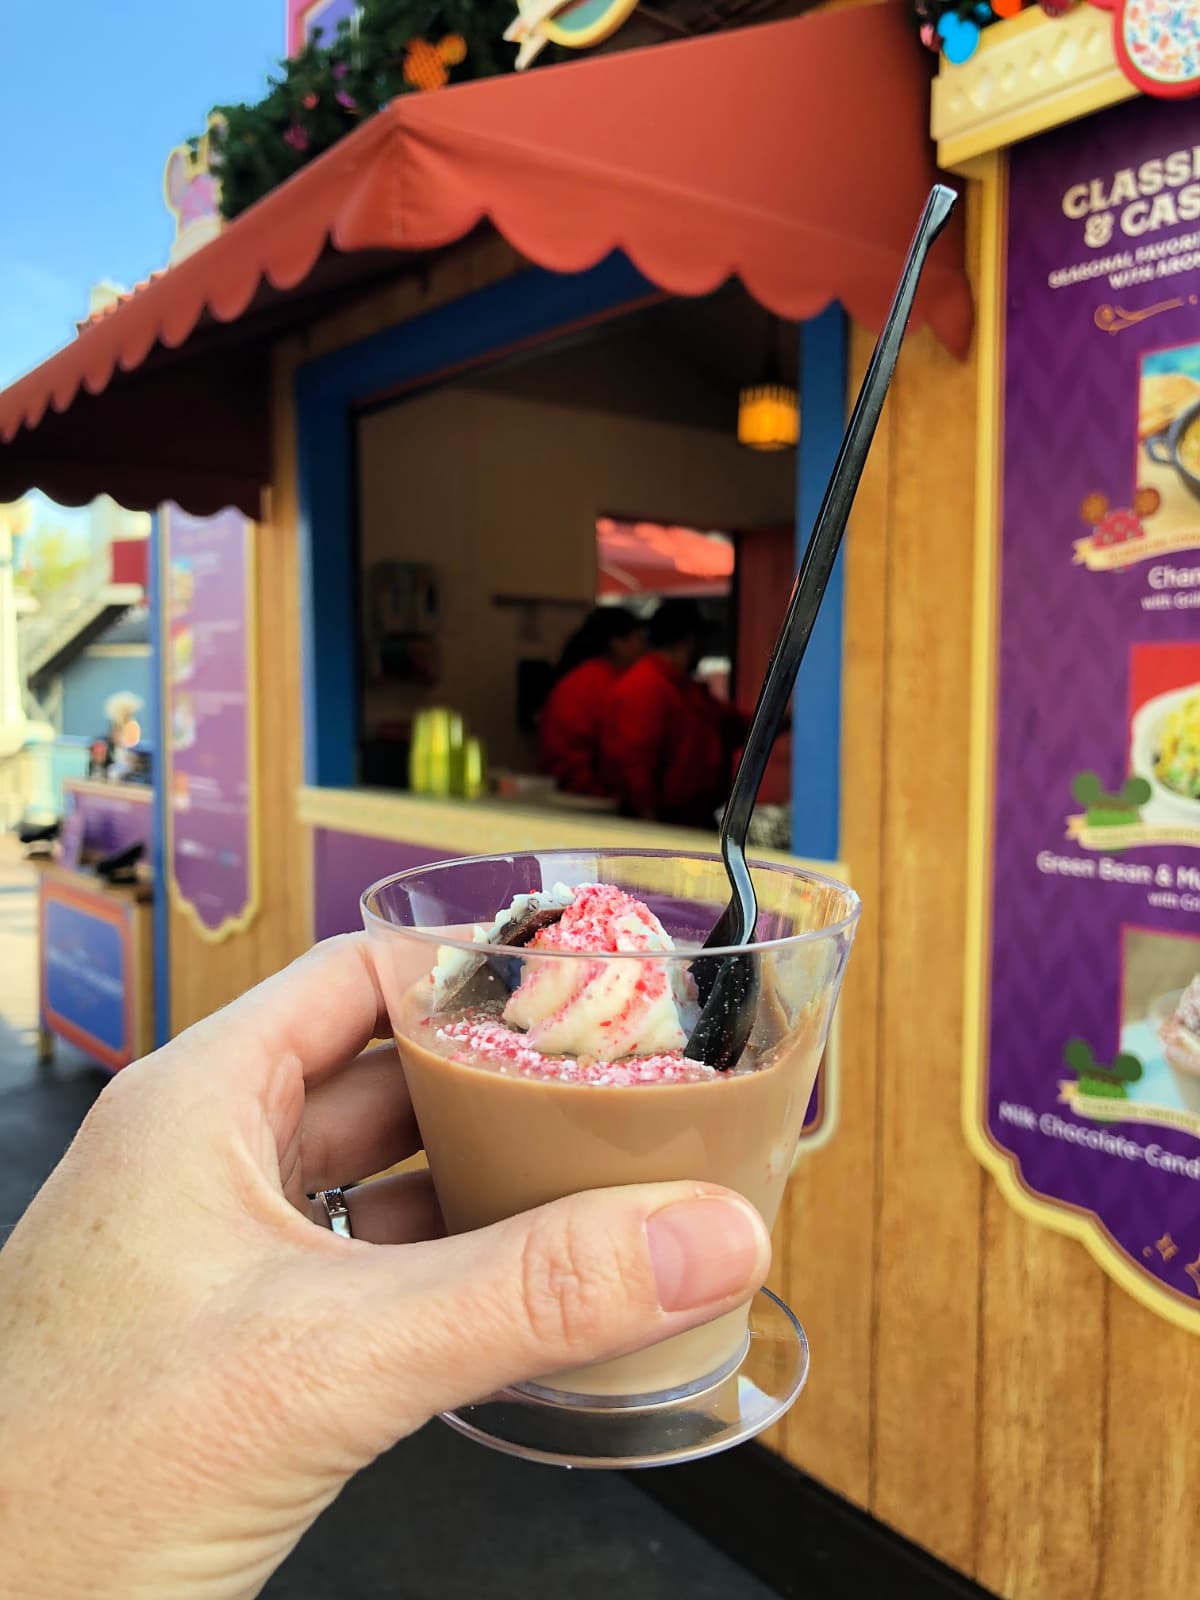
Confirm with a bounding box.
[363,848,859,1468]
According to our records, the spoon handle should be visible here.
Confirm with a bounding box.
[712,183,958,944]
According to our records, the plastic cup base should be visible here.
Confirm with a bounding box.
[440,1288,809,1470]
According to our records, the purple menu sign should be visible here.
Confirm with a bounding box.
[976,95,1200,1331]
[162,504,257,937]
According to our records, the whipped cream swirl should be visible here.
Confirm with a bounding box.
[503,883,695,1061]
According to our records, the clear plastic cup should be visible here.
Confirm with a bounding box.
[363,848,858,1467]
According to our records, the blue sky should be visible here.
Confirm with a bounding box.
[0,0,282,391]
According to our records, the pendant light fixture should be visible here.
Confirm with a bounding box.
[738,313,799,451]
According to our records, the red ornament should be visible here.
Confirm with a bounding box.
[1038,0,1076,15]
[303,91,319,108]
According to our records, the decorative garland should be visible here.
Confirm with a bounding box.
[915,0,1075,66]
[206,0,539,221]
[916,0,1200,98]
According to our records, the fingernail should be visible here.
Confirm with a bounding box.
[645,1196,767,1313]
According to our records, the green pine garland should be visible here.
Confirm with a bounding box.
[208,0,543,221]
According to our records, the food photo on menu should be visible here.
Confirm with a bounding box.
[1075,344,1200,570]
[169,553,194,619]
[1137,344,1200,545]
[172,691,196,752]
[1128,642,1200,837]
[171,623,195,685]
[1116,927,1200,1125]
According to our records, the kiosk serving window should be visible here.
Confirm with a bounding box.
[353,287,797,805]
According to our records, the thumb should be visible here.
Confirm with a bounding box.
[343,1181,770,1428]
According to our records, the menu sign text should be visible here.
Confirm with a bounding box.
[971,95,1200,1332]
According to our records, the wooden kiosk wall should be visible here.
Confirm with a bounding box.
[779,202,1196,1597]
[165,219,1200,1596]
[163,241,529,1031]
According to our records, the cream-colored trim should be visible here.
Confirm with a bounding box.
[64,777,153,804]
[297,783,846,879]
[960,155,1200,1336]
[962,150,1007,1204]
[933,8,1136,175]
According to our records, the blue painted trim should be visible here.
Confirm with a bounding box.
[295,253,657,789]
[790,303,847,862]
[147,509,171,1047]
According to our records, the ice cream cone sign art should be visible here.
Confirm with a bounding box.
[163,117,224,263]
[505,0,638,69]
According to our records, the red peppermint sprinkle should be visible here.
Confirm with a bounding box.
[530,882,671,955]
[436,1018,717,1085]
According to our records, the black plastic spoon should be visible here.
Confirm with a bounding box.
[687,183,959,1071]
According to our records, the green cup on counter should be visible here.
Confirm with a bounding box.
[409,709,486,800]
[408,711,432,794]
[462,736,487,801]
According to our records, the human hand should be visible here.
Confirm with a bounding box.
[0,937,770,1600]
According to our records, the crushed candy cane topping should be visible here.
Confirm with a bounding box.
[436,1017,719,1085]
[502,882,695,1061]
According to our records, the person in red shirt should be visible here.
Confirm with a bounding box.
[539,607,646,796]
[601,599,750,829]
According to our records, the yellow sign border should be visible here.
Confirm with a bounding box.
[160,504,262,946]
[961,151,1200,1335]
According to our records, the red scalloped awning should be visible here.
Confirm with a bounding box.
[0,0,971,516]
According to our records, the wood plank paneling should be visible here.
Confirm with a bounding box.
[976,1192,1107,1600]
[1099,1297,1200,1600]
[764,327,888,1504]
[868,317,983,1572]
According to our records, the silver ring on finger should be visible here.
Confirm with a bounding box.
[315,1186,353,1238]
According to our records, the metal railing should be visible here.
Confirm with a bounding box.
[18,544,142,685]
